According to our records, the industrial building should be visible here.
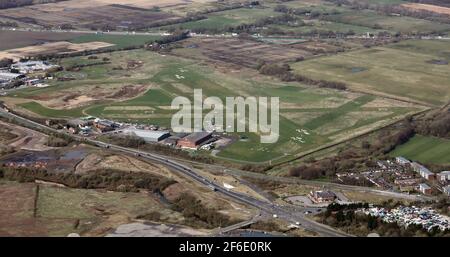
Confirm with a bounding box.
[177,132,212,149]
[124,129,170,143]
[0,71,24,86]
[93,119,117,133]
[11,61,59,74]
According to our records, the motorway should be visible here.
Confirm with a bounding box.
[0,108,350,237]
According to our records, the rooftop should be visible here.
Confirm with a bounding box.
[0,72,23,80]
[182,132,212,142]
[125,129,170,139]
[396,156,410,163]
[313,190,335,198]
[419,183,431,189]
[412,162,433,175]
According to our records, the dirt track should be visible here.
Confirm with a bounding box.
[0,120,53,151]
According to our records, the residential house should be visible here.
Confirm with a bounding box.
[418,183,432,195]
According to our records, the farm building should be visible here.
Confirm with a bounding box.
[418,183,432,195]
[177,132,212,149]
[123,129,170,143]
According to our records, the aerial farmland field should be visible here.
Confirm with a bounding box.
[291,40,450,106]
[161,6,280,31]
[389,135,450,165]
[0,0,185,30]
[324,9,450,33]
[2,49,424,163]
[1,0,450,240]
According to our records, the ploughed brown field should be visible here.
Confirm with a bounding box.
[401,3,450,15]
[177,38,312,68]
[0,0,185,29]
[0,30,89,51]
[0,41,114,61]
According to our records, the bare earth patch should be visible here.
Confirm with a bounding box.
[75,152,173,178]
[30,84,151,109]
[103,106,155,111]
[106,222,208,237]
[0,120,52,151]
[402,3,450,15]
[0,41,114,61]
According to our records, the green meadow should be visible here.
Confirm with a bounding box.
[5,49,421,163]
[291,40,450,106]
[161,7,280,31]
[389,135,450,165]
[325,9,450,33]
[70,34,161,49]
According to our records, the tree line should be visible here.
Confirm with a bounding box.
[258,63,348,90]
[0,166,176,193]
[414,107,450,138]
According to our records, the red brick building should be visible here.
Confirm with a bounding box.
[177,132,212,149]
